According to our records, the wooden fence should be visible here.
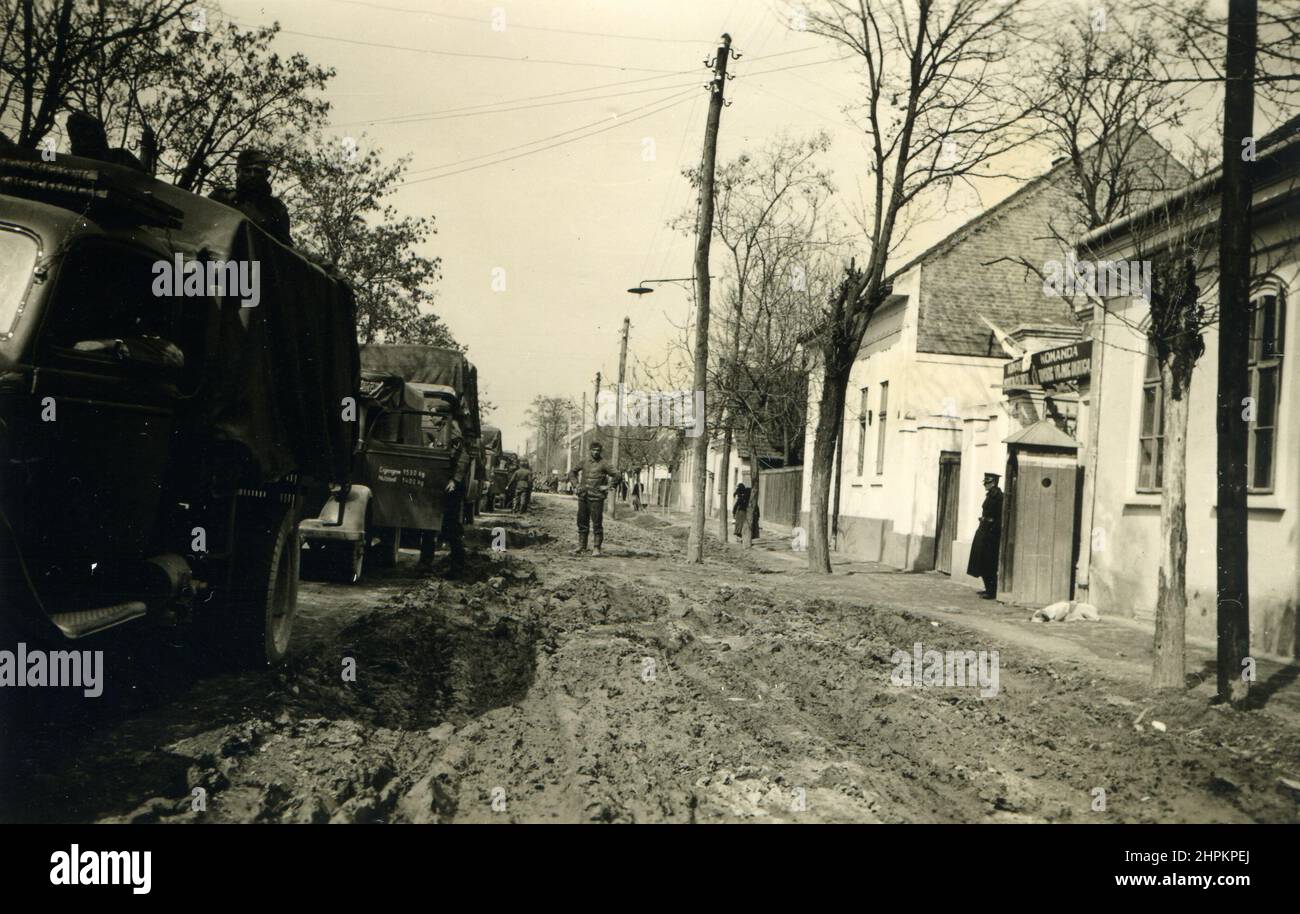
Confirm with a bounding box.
[758,466,802,528]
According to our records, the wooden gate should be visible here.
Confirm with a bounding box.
[1001,452,1080,605]
[934,452,961,574]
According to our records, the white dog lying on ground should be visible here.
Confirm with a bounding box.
[1031,600,1100,623]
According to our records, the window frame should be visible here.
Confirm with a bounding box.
[1136,348,1165,493]
[0,224,41,343]
[855,386,869,476]
[875,381,889,476]
[38,236,186,360]
[1246,283,1286,494]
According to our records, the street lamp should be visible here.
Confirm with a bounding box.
[626,277,703,296]
[624,277,711,519]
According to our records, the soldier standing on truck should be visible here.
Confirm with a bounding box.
[567,441,616,556]
[210,149,292,245]
[419,418,472,578]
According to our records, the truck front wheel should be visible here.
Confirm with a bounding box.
[209,502,299,668]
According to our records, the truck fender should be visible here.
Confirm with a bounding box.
[300,485,372,542]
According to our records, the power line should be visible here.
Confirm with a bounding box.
[226,18,685,73]
[336,79,706,129]
[331,53,854,131]
[401,87,699,176]
[398,92,700,186]
[329,70,702,129]
[322,0,707,44]
[640,88,703,282]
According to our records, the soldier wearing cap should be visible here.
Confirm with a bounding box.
[967,472,1004,599]
[510,460,534,514]
[567,440,616,556]
[210,148,292,245]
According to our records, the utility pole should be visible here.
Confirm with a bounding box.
[1216,0,1256,705]
[686,32,732,564]
[609,317,630,519]
[594,372,601,429]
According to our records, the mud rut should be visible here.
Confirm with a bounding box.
[2,494,1297,823]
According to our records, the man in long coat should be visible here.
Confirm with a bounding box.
[966,472,1004,598]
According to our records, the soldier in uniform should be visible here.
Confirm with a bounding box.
[210,148,292,245]
[511,461,534,513]
[420,418,472,578]
[65,111,146,172]
[966,472,1004,599]
[567,441,616,556]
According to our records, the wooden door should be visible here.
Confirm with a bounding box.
[1008,456,1079,604]
[934,452,961,574]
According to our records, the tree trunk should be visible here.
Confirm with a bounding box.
[742,447,760,548]
[1216,0,1255,705]
[717,424,732,542]
[1152,361,1192,688]
[807,359,850,573]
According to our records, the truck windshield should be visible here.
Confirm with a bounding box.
[0,229,38,337]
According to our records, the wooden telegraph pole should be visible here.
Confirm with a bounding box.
[686,33,732,564]
[1216,0,1257,704]
[609,317,630,519]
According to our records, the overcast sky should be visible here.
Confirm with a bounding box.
[220,0,1221,450]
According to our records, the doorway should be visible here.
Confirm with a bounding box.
[934,452,961,574]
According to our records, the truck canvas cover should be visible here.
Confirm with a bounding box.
[360,344,479,443]
[202,220,360,486]
[0,153,361,487]
[359,369,425,445]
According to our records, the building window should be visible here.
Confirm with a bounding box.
[1137,350,1164,492]
[855,386,869,475]
[1248,287,1285,492]
[875,381,889,475]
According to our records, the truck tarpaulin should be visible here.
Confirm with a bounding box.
[199,222,360,487]
[0,154,361,489]
[359,344,478,441]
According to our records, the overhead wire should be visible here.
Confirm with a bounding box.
[398,91,701,185]
[401,86,701,177]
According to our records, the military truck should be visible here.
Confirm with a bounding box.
[300,345,479,577]
[0,153,359,666]
[492,451,520,511]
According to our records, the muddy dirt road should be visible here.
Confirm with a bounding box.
[2,493,1298,823]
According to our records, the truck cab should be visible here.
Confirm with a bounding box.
[0,153,359,666]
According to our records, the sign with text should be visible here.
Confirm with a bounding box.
[1003,340,1092,388]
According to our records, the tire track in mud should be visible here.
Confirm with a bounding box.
[6,497,1298,823]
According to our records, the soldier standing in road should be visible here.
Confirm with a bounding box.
[420,418,471,578]
[511,461,534,513]
[210,149,293,245]
[966,472,1004,599]
[567,441,616,556]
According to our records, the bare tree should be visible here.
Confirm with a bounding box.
[525,396,578,478]
[675,131,834,542]
[801,0,1039,573]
